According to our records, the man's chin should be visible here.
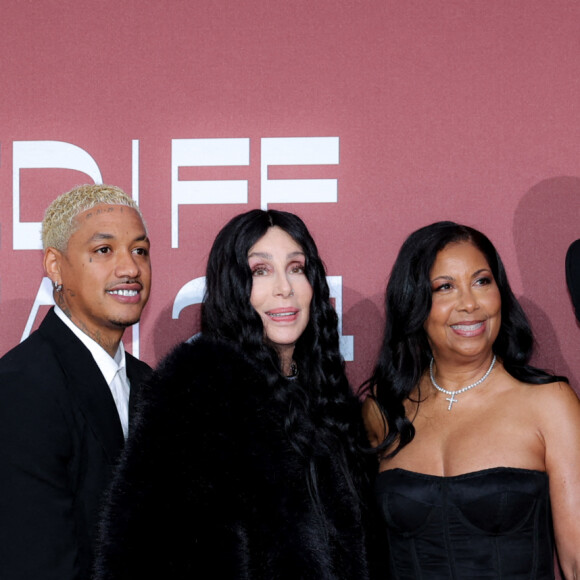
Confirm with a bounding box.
[109,317,141,329]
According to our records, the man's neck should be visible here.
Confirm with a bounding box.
[53,304,123,358]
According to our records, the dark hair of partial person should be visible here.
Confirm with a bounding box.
[565,238,580,323]
[364,220,568,458]
[202,209,368,518]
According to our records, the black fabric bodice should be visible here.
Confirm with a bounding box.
[375,467,554,579]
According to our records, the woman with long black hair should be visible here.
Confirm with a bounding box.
[95,209,374,579]
[363,221,580,578]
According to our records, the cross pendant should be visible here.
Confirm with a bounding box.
[446,393,458,411]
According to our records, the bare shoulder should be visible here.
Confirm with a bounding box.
[362,395,387,448]
[527,380,580,416]
[522,380,580,445]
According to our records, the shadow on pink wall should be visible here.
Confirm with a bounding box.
[514,176,580,391]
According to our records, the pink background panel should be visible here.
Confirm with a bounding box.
[0,0,579,391]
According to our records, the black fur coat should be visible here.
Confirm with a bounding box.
[94,336,378,579]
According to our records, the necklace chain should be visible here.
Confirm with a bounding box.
[429,355,496,411]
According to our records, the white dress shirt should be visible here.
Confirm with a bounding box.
[53,305,131,439]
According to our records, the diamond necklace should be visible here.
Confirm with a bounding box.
[429,355,497,411]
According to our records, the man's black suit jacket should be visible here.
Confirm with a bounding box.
[0,308,151,580]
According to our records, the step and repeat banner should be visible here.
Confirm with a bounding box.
[1,0,579,389]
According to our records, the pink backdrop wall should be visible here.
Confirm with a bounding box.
[1,0,578,392]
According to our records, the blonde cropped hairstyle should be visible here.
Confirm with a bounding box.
[41,184,145,252]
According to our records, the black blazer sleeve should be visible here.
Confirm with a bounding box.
[0,371,80,579]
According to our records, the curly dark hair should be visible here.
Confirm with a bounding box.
[202,209,368,519]
[365,221,567,457]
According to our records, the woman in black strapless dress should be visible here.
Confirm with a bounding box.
[363,221,580,579]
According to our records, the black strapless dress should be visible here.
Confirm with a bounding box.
[375,467,554,579]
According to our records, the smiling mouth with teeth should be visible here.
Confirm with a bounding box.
[268,311,297,317]
[108,289,139,296]
[451,322,483,331]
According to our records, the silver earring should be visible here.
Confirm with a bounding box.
[53,281,63,292]
[289,289,294,297]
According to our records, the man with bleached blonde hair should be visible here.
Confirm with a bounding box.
[0,184,152,579]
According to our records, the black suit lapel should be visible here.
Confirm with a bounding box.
[39,309,125,463]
